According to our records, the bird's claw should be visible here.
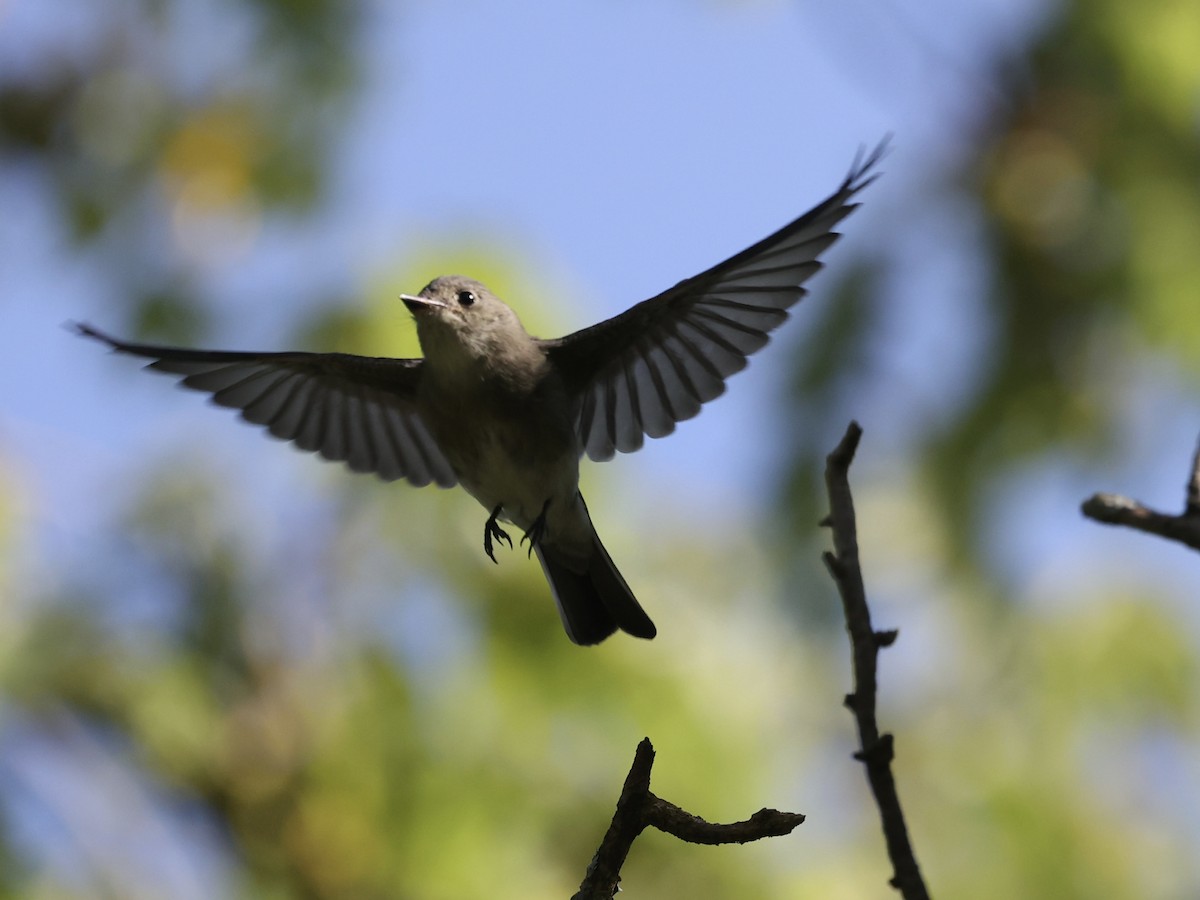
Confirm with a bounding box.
[520,500,551,558]
[484,504,512,564]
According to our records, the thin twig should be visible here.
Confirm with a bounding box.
[822,421,929,900]
[573,738,805,899]
[1082,432,1200,552]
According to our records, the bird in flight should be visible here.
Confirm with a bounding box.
[77,141,886,645]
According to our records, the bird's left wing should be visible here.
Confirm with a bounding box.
[75,324,457,488]
[541,140,887,461]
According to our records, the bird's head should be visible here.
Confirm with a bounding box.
[401,275,533,367]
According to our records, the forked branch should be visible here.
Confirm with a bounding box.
[573,738,805,899]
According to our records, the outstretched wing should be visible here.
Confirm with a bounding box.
[76,324,457,488]
[542,140,888,461]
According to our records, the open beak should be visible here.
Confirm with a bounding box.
[400,293,445,313]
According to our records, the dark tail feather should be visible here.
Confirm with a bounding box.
[535,547,619,645]
[535,503,657,646]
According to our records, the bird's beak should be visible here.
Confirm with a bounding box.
[400,293,445,313]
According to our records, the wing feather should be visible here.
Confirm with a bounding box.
[74,325,456,489]
[544,140,887,461]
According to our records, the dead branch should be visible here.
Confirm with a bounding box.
[573,738,805,899]
[1082,434,1200,551]
[822,421,929,900]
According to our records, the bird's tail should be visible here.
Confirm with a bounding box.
[534,496,656,646]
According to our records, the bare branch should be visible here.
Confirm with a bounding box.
[823,421,930,900]
[646,797,804,845]
[573,738,805,899]
[1187,437,1200,515]
[1082,433,1200,552]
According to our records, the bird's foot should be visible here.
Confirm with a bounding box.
[520,499,551,558]
[483,504,512,564]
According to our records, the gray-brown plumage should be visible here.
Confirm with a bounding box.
[75,141,886,644]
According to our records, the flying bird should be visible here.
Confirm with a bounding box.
[77,141,886,645]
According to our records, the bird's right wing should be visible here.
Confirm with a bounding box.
[76,324,457,488]
[541,140,887,461]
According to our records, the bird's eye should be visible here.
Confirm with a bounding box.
[457,290,476,307]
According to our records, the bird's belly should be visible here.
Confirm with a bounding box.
[439,415,581,531]
[456,436,576,527]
